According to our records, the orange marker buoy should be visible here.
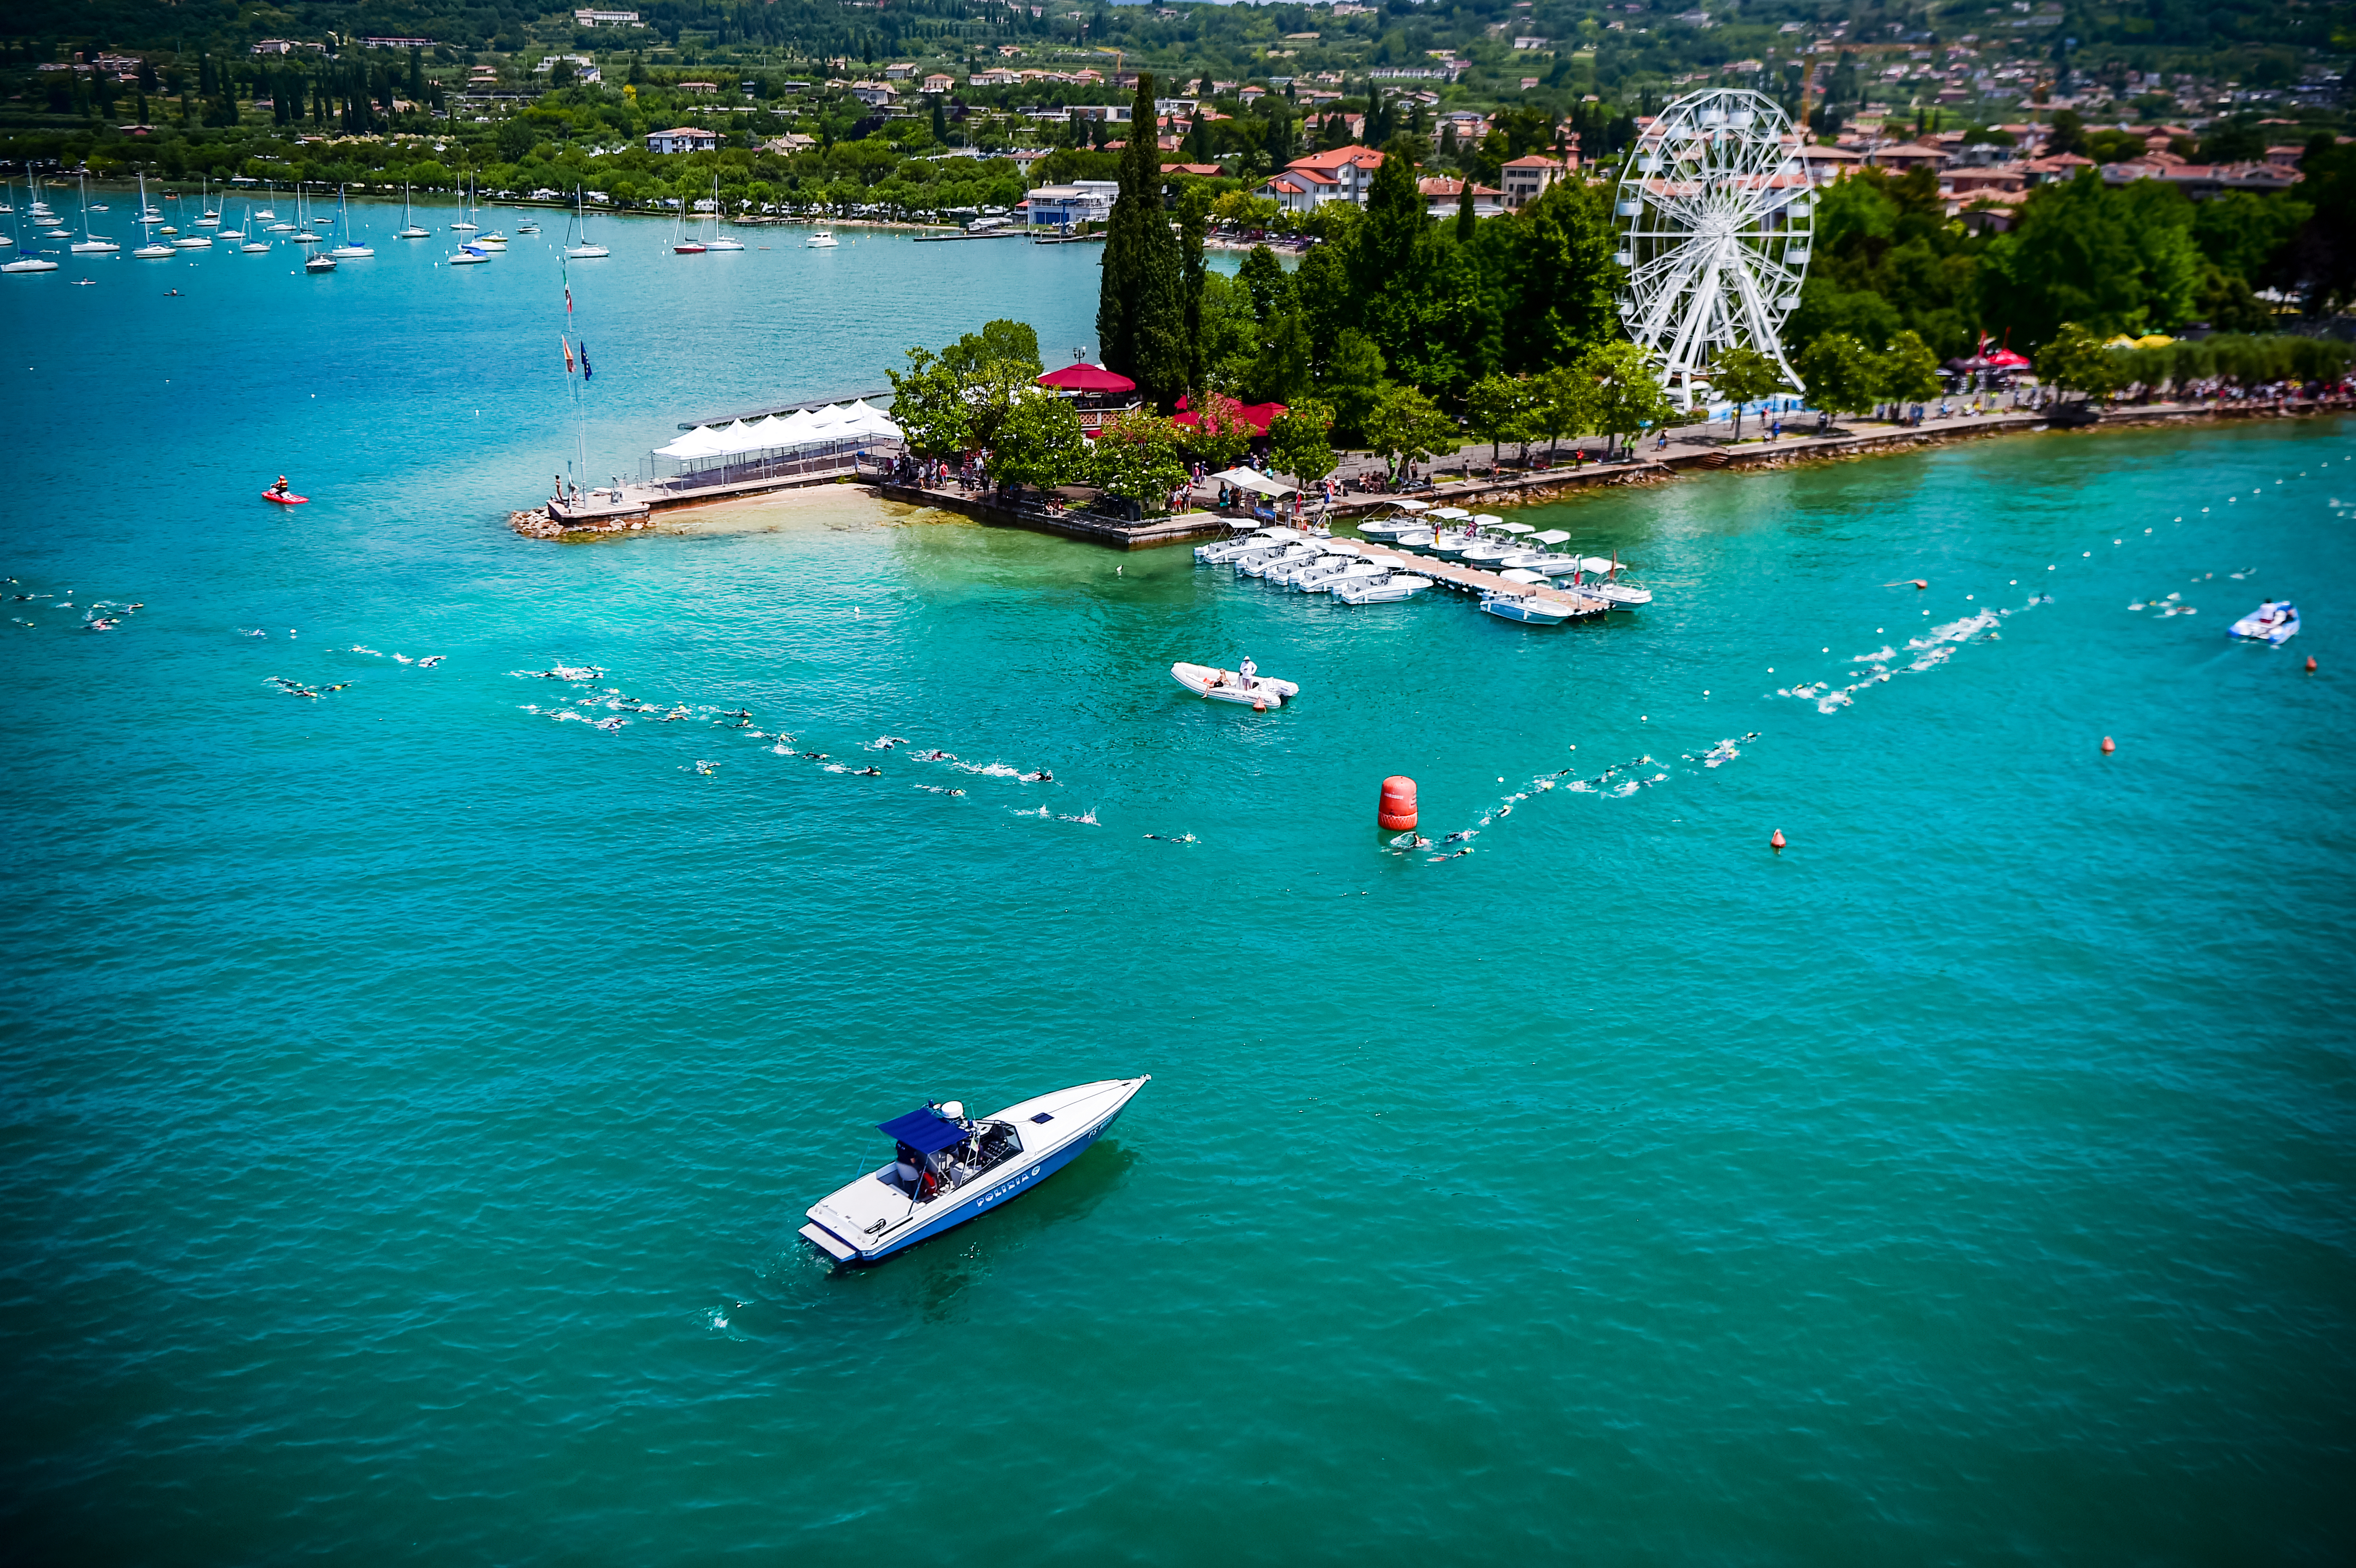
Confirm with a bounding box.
[2101,736,2116,754]
[1377,775,1418,831]
[1252,701,1266,713]
[1912,579,1928,589]
[1769,829,1786,852]
[2306,655,2318,673]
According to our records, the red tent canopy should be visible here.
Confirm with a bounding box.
[1174,394,1287,434]
[1037,362,1137,394]
[1983,348,2031,369]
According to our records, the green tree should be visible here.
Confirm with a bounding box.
[1363,383,1458,482]
[1267,398,1337,488]
[1794,332,1881,420]
[942,319,1041,378]
[1320,328,1388,445]
[884,345,970,456]
[1096,72,1188,409]
[961,357,1042,456]
[1529,363,1595,459]
[1479,178,1622,375]
[991,391,1089,496]
[1706,344,1787,439]
[1090,409,1190,513]
[1580,341,1675,454]
[1876,330,1942,407]
[1236,243,1291,322]
[2034,322,2125,406]
[1979,170,2202,350]
[1464,372,1535,468]
[1250,311,1315,405]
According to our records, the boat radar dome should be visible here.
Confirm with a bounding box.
[939,1101,965,1121]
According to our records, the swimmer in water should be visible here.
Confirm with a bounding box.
[856,766,882,776]
[915,749,956,762]
[1020,769,1054,783]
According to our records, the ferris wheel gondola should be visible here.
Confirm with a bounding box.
[1613,88,1816,411]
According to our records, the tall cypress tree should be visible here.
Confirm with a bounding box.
[1096,72,1187,411]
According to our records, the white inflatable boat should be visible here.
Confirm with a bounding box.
[1172,662,1298,707]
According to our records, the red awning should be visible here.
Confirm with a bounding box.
[1174,396,1287,435]
[1037,362,1137,393]
[1984,349,2031,369]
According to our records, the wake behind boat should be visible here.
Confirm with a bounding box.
[800,1077,1150,1264]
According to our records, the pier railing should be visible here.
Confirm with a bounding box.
[655,438,901,494]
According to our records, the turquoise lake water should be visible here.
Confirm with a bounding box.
[4,193,2354,1564]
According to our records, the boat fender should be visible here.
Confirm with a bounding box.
[1252,701,1266,713]
[2101,736,2115,755]
[1377,775,1418,832]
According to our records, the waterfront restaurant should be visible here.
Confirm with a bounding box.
[1035,360,1139,436]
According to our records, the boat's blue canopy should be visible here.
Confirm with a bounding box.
[878,1107,967,1154]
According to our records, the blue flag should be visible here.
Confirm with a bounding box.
[580,342,592,381]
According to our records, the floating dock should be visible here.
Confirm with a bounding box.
[1344,539,1611,615]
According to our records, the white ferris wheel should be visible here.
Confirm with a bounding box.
[1613,88,1815,411]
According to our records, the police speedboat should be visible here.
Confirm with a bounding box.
[800,1076,1150,1265]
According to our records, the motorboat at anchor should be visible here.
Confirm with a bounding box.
[800,1077,1151,1265]
[1481,590,1573,625]
[807,229,840,248]
[1573,555,1653,609]
[1193,526,1297,564]
[1332,572,1435,604]
[1356,498,1432,540]
[1172,661,1298,707]
[2227,600,2299,644]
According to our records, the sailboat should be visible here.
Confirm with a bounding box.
[671,194,705,254]
[305,246,338,273]
[397,183,429,239]
[2,183,57,272]
[132,175,174,258]
[262,183,293,232]
[288,186,322,244]
[327,185,373,258]
[240,197,272,253]
[451,175,479,233]
[564,187,608,259]
[253,189,277,223]
[705,174,745,251]
[29,175,62,228]
[195,176,221,227]
[171,188,213,249]
[69,172,119,253]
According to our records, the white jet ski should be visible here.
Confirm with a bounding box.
[2227,599,2299,644]
[1173,662,1298,706]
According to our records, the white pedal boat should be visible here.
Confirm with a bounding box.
[1240,545,1320,579]
[2228,600,2299,643]
[1577,555,1653,608]
[801,1077,1151,1265]
[1173,662,1298,706]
